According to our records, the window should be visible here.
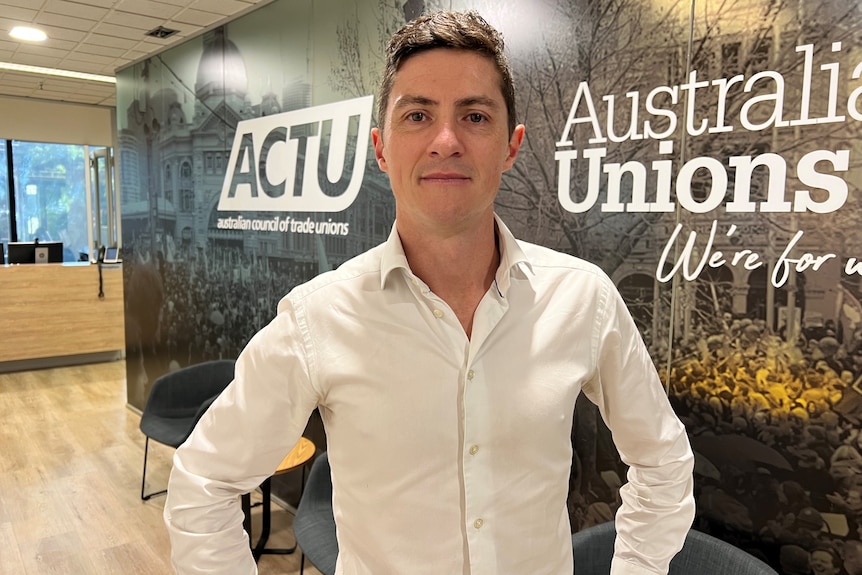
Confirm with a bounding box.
[11,141,89,259]
[180,161,193,213]
[1,139,116,262]
[0,142,8,247]
[749,33,771,71]
[181,189,194,213]
[164,164,174,205]
[691,40,713,78]
[722,41,742,76]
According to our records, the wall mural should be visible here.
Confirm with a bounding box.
[116,0,862,571]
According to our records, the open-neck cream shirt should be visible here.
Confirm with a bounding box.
[164,215,695,575]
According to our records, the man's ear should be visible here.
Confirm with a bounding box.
[503,124,525,172]
[371,127,388,172]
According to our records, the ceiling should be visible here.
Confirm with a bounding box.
[0,0,274,108]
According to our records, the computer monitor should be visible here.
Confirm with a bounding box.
[104,246,121,263]
[7,241,64,264]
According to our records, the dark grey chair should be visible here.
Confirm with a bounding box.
[571,521,778,574]
[294,451,338,575]
[139,359,235,500]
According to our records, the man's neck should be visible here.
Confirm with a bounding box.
[398,216,499,338]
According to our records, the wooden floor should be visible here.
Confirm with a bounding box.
[0,359,322,575]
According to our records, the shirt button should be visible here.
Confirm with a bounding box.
[412,278,418,285]
[467,369,474,380]
[474,518,484,529]
[433,309,444,318]
[469,445,479,455]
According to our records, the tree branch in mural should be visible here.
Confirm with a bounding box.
[329,0,446,125]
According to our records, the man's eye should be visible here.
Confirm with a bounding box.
[468,113,485,123]
[408,112,425,122]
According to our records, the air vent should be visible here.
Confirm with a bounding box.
[145,26,179,39]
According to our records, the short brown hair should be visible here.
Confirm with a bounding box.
[377,11,517,135]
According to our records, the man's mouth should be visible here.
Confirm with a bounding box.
[421,172,470,183]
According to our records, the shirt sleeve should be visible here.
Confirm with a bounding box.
[163,299,321,575]
[581,281,695,575]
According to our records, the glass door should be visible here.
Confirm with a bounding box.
[87,146,119,261]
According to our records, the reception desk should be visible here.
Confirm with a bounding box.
[0,262,125,366]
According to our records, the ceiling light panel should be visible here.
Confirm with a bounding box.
[10,26,47,41]
[0,61,116,83]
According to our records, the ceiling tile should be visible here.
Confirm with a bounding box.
[114,0,183,20]
[102,11,164,31]
[78,44,126,58]
[63,53,116,68]
[86,33,137,50]
[171,8,221,27]
[13,53,63,68]
[16,45,71,59]
[189,0,249,16]
[0,86,33,96]
[0,6,39,21]
[94,22,161,40]
[42,38,78,51]
[47,74,91,85]
[74,88,116,99]
[35,26,87,42]
[150,0,196,7]
[74,0,118,8]
[36,12,100,32]
[122,50,151,61]
[138,37,185,52]
[2,0,48,8]
[36,89,81,99]
[42,0,110,21]
[0,74,41,88]
[79,94,111,104]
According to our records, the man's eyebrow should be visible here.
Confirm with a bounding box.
[455,96,500,109]
[391,95,501,110]
[392,95,437,110]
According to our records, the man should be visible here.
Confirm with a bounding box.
[809,547,841,575]
[844,540,862,575]
[164,10,695,575]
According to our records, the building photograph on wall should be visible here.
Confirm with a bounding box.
[114,0,862,571]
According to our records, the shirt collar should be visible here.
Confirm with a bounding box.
[380,214,533,294]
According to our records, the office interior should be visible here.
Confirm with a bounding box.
[3,0,862,573]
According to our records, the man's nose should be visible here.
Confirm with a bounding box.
[429,121,463,157]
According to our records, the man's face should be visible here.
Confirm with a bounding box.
[372,48,524,234]
[810,550,839,575]
[845,541,862,575]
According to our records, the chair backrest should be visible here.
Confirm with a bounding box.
[571,521,778,574]
[294,451,338,575]
[142,359,236,420]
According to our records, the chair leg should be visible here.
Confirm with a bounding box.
[141,436,167,501]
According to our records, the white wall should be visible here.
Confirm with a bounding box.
[0,95,115,146]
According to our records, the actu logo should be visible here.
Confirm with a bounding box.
[218,95,373,212]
